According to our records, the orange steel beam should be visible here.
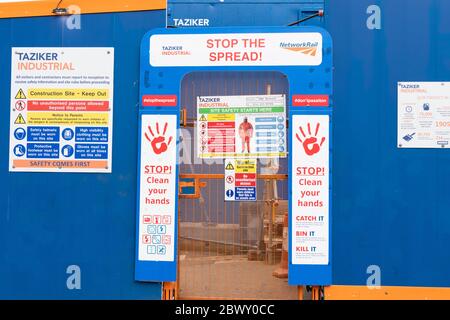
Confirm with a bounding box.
[179,174,288,180]
[162,282,177,300]
[179,296,277,301]
[298,286,304,300]
[0,0,165,19]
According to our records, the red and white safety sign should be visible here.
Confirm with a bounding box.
[149,33,323,67]
[138,114,177,262]
[291,115,329,265]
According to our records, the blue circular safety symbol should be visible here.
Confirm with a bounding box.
[13,144,26,157]
[278,131,285,138]
[14,128,26,141]
[277,116,284,122]
[277,124,285,130]
[62,128,74,141]
[226,189,234,198]
[61,145,74,157]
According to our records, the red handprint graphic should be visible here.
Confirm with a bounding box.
[296,122,326,156]
[145,122,173,155]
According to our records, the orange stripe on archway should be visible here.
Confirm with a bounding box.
[0,0,165,19]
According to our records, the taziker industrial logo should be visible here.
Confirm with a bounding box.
[279,41,319,57]
[161,45,191,56]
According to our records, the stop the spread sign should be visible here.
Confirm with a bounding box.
[291,115,329,265]
[138,114,177,262]
[149,33,322,67]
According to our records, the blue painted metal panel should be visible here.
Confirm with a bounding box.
[168,0,450,288]
[327,0,450,288]
[168,0,325,27]
[0,10,165,299]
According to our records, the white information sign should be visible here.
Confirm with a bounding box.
[150,33,323,67]
[9,47,114,173]
[138,114,177,262]
[197,95,287,159]
[398,82,450,148]
[291,115,329,265]
[224,159,257,202]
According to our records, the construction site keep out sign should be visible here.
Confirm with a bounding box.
[9,48,114,173]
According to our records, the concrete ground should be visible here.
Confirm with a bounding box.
[179,254,298,300]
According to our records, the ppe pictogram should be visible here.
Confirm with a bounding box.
[296,122,326,156]
[145,122,173,155]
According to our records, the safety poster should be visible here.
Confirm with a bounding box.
[398,82,450,149]
[291,115,329,265]
[9,47,114,172]
[138,114,177,262]
[197,94,287,159]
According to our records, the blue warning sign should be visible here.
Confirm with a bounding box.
[26,143,59,158]
[62,128,74,141]
[13,144,26,157]
[61,145,74,158]
[225,159,257,202]
[27,127,60,142]
[75,144,108,159]
[226,189,234,198]
[14,128,26,141]
[75,127,108,142]
[235,187,256,201]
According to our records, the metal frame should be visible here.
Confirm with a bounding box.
[139,25,333,296]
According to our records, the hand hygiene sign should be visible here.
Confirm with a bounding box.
[291,115,329,265]
[138,114,177,262]
[149,33,322,67]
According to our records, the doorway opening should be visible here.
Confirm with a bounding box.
[176,71,297,299]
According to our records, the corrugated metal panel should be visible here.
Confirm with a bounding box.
[0,10,165,299]
[167,0,450,288]
[168,0,324,27]
[328,0,450,287]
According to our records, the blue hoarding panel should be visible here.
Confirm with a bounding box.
[167,0,450,288]
[0,10,165,299]
[168,0,325,28]
[327,0,450,288]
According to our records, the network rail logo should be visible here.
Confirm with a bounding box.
[279,41,319,57]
